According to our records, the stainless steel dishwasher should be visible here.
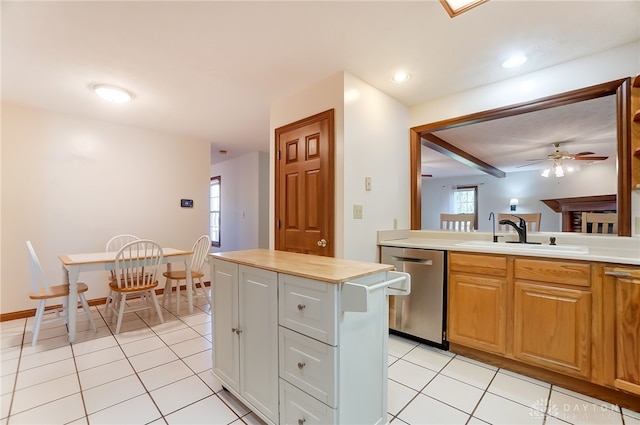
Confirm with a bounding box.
[381,246,448,349]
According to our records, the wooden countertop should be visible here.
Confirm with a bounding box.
[210,249,393,283]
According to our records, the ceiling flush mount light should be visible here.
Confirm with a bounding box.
[440,0,489,18]
[93,84,133,103]
[502,54,528,69]
[391,72,410,83]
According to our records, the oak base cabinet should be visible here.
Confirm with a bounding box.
[604,267,640,396]
[513,281,591,378]
[448,253,507,355]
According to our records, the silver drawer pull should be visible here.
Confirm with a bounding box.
[298,419,306,425]
[297,304,306,311]
[297,361,306,369]
[605,271,631,277]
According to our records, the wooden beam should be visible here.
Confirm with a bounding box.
[421,133,506,178]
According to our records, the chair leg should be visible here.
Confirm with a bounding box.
[175,280,181,314]
[195,278,211,304]
[31,300,46,347]
[162,278,171,308]
[149,291,164,323]
[79,293,97,333]
[115,294,127,335]
[104,290,113,318]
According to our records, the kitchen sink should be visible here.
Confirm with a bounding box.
[455,240,589,254]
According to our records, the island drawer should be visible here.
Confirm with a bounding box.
[280,379,337,425]
[515,258,590,287]
[279,274,338,345]
[279,327,337,407]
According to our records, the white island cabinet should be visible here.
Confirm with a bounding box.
[210,249,410,425]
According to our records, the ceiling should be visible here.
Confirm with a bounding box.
[2,1,639,166]
[422,94,619,179]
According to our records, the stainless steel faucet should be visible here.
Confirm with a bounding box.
[488,212,501,242]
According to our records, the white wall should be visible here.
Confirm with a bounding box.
[342,73,410,261]
[422,162,617,232]
[209,151,269,252]
[410,41,640,233]
[270,72,346,256]
[270,72,410,262]
[1,103,210,314]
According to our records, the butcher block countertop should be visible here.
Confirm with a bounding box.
[210,249,393,283]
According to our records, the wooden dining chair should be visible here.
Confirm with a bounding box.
[440,213,475,231]
[497,213,542,232]
[26,240,96,346]
[581,212,617,234]
[105,239,164,334]
[163,235,211,313]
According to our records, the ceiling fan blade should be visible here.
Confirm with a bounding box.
[573,152,595,157]
[572,155,609,161]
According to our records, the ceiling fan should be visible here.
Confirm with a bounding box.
[518,141,609,168]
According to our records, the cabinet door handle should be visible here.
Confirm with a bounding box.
[298,419,306,425]
[605,271,631,277]
[297,304,306,311]
[297,361,306,369]
[232,327,242,334]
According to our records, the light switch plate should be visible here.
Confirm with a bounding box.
[353,204,363,219]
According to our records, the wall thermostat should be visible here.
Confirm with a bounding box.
[181,199,193,208]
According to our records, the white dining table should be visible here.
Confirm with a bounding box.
[59,247,193,343]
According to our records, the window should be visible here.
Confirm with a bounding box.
[210,176,221,247]
[453,185,478,229]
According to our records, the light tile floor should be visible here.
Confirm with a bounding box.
[1,293,638,425]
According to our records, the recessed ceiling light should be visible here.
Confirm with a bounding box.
[391,72,411,83]
[93,84,133,103]
[502,54,528,69]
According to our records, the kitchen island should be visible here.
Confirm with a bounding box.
[378,230,640,410]
[209,249,410,425]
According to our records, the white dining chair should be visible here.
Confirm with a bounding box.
[26,240,96,346]
[103,234,140,316]
[105,239,164,334]
[163,235,211,313]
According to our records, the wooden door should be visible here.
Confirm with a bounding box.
[275,110,334,256]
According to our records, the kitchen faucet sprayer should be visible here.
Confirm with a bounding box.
[489,212,501,242]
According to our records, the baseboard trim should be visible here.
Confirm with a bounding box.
[0,281,211,322]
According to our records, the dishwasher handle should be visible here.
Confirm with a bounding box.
[392,256,433,265]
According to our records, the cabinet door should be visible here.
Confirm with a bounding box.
[239,265,279,424]
[448,272,507,355]
[211,259,240,391]
[514,281,591,378]
[604,270,640,395]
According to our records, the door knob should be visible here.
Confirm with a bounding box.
[297,361,306,369]
[317,239,327,247]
